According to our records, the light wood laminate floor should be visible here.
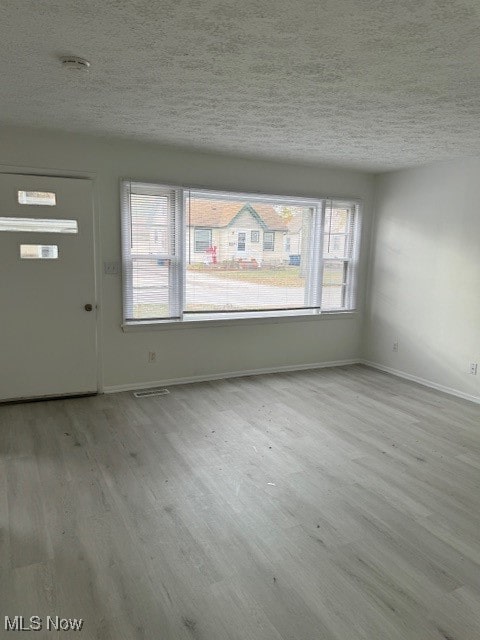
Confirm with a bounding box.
[1,364,480,639]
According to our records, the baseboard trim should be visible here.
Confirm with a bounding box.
[103,359,360,394]
[361,360,480,405]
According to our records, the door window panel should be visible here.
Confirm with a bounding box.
[20,244,59,259]
[18,191,56,206]
[0,217,77,233]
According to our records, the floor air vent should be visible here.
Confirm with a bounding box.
[133,388,170,398]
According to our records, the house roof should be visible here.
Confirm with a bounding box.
[188,199,289,231]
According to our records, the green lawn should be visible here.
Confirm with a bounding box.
[189,265,344,287]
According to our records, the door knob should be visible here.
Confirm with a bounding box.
[84,304,93,312]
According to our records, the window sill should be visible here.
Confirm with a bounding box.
[122,309,357,332]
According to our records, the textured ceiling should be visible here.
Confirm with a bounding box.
[1,0,480,171]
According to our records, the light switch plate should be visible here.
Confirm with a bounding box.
[104,260,120,275]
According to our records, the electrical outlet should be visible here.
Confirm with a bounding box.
[148,351,156,363]
[469,362,477,375]
[392,341,399,352]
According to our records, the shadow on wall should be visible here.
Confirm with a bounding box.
[366,175,480,397]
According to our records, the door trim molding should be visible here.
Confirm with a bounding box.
[0,163,96,179]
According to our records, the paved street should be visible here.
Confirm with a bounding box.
[185,270,305,309]
[134,269,306,308]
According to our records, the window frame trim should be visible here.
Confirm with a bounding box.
[122,309,358,332]
[121,179,362,326]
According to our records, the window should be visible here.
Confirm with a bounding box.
[121,182,361,323]
[0,217,77,233]
[20,244,59,259]
[263,231,274,251]
[194,228,212,252]
[322,200,358,310]
[18,190,56,206]
[122,182,182,321]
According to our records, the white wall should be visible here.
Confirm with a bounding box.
[0,125,374,390]
[365,159,480,401]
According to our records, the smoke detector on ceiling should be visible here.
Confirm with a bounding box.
[60,56,91,71]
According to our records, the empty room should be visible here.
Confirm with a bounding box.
[1,1,479,638]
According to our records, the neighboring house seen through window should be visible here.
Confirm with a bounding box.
[121,181,361,323]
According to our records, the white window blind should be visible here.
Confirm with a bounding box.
[121,182,361,323]
[322,200,359,310]
[122,181,182,321]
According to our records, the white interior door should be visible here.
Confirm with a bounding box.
[0,174,97,401]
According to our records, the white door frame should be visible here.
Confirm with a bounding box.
[0,163,103,395]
